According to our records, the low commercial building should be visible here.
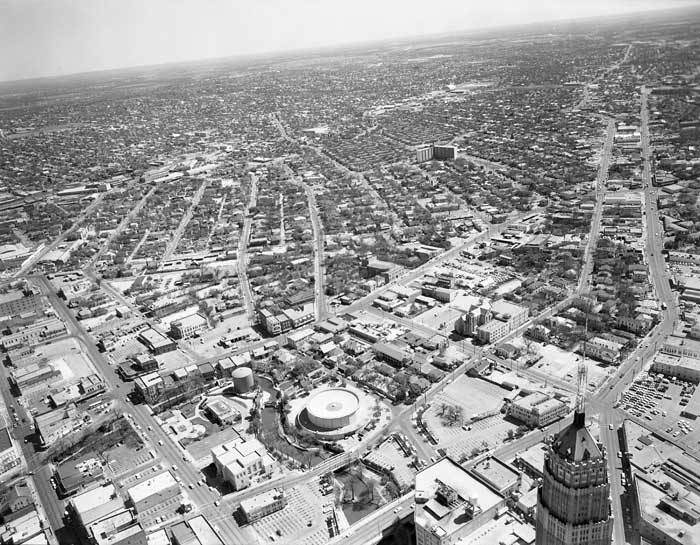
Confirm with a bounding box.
[579,336,623,364]
[509,392,569,428]
[89,510,146,545]
[127,471,180,513]
[55,456,104,497]
[212,438,274,491]
[134,372,164,404]
[10,362,61,393]
[361,258,402,283]
[258,304,314,336]
[470,457,521,497]
[0,290,42,319]
[34,404,84,447]
[240,488,287,523]
[372,342,410,368]
[70,484,125,529]
[170,516,224,545]
[0,317,65,350]
[414,457,504,545]
[651,353,700,384]
[476,300,528,344]
[636,474,698,545]
[203,399,241,425]
[170,313,207,339]
[662,336,700,360]
[137,328,176,355]
[0,428,22,481]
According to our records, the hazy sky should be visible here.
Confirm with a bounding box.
[0,0,696,82]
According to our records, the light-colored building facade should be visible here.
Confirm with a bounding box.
[651,353,700,384]
[510,392,569,428]
[476,300,529,344]
[578,337,623,364]
[170,313,207,339]
[535,411,613,545]
[414,458,504,545]
[240,489,287,523]
[127,471,180,513]
[212,438,274,491]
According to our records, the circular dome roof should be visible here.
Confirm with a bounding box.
[306,388,359,422]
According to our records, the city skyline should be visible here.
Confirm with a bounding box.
[1,0,698,82]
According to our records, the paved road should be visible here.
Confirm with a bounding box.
[578,118,615,294]
[31,275,250,544]
[14,192,107,278]
[161,179,209,263]
[237,173,258,319]
[300,180,328,320]
[87,182,159,268]
[330,494,415,545]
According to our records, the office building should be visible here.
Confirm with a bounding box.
[535,410,613,545]
[212,438,274,491]
[170,313,207,339]
[509,392,569,428]
[127,471,180,513]
[240,489,287,523]
[414,457,504,545]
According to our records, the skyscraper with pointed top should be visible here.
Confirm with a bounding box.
[535,342,613,545]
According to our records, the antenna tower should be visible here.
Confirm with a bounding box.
[576,318,589,414]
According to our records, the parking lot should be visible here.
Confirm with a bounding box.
[421,375,518,461]
[618,372,700,455]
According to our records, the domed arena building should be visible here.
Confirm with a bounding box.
[288,385,374,441]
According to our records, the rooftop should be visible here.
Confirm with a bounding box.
[127,471,178,504]
[470,457,520,494]
[415,458,502,538]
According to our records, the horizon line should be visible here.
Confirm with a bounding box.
[1,3,698,87]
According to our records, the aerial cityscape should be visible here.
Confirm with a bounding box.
[0,3,699,545]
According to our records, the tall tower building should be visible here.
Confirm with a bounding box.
[535,351,613,545]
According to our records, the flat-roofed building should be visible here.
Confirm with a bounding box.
[470,457,521,497]
[636,474,698,545]
[187,515,224,545]
[651,353,700,384]
[89,510,145,545]
[137,328,176,355]
[0,427,22,481]
[170,314,207,340]
[372,342,410,368]
[34,403,84,446]
[11,362,61,393]
[212,438,274,491]
[579,336,623,364]
[662,336,700,360]
[70,484,125,529]
[0,291,42,319]
[509,392,569,428]
[362,258,402,283]
[134,372,164,404]
[515,443,548,479]
[127,471,180,513]
[1,317,65,350]
[240,489,287,523]
[476,300,528,344]
[56,456,104,497]
[203,399,240,425]
[414,457,504,545]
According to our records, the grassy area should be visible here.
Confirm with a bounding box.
[49,416,142,463]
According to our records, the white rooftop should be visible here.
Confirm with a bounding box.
[127,471,178,504]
